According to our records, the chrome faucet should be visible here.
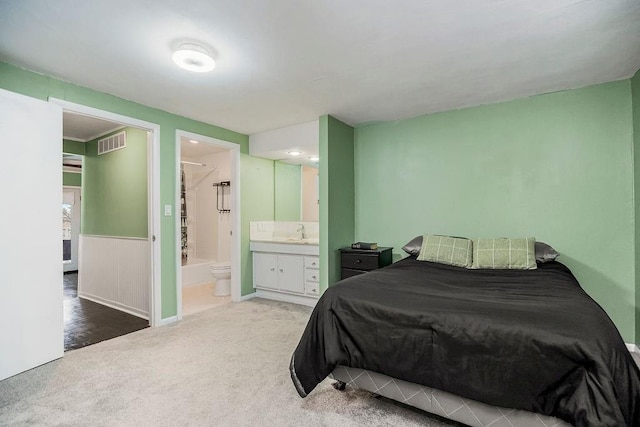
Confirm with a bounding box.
[297,224,306,240]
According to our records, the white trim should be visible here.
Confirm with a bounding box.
[255,289,318,307]
[81,234,148,241]
[156,315,178,326]
[238,292,257,302]
[175,130,242,322]
[626,343,640,353]
[63,135,85,142]
[78,293,148,320]
[50,98,162,328]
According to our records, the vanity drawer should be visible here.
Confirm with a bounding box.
[340,252,379,271]
[304,256,319,268]
[304,269,319,283]
[305,281,320,296]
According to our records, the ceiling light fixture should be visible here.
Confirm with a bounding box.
[309,156,319,162]
[288,150,302,156]
[172,43,216,72]
[189,139,199,144]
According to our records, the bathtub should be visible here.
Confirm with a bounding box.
[181,258,213,287]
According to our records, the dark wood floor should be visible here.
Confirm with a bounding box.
[63,272,149,351]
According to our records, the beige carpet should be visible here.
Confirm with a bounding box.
[0,298,459,426]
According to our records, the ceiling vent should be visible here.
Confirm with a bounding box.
[98,131,126,155]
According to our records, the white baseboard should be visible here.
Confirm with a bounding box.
[156,315,178,326]
[238,292,257,302]
[626,343,639,353]
[79,293,148,320]
[255,289,318,307]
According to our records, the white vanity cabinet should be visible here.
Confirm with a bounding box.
[252,253,278,289]
[250,241,320,306]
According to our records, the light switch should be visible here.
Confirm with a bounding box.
[164,205,172,216]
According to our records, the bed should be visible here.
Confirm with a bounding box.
[289,256,640,426]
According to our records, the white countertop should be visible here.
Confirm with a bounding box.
[250,237,319,245]
[250,239,319,255]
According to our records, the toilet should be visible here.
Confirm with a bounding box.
[210,262,231,296]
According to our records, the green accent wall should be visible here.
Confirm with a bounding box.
[0,62,248,319]
[63,172,81,187]
[632,70,640,344]
[274,161,301,220]
[63,139,85,155]
[320,115,355,292]
[240,154,275,295]
[81,127,148,237]
[354,81,637,343]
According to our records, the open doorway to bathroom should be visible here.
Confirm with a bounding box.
[178,133,239,316]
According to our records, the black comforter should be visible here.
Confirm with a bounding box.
[290,257,640,426]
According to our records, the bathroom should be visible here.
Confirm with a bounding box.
[180,137,233,315]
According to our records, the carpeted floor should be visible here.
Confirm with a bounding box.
[0,298,460,426]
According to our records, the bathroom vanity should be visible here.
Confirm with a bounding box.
[250,221,320,306]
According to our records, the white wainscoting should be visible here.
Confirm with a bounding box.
[79,235,150,319]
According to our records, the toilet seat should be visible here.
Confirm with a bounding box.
[210,262,230,270]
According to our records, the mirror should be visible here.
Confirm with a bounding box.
[274,161,318,221]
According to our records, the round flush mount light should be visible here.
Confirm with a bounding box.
[189,139,199,144]
[288,150,302,156]
[172,43,216,72]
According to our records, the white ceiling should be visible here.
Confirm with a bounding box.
[180,136,228,160]
[63,112,124,142]
[1,1,639,136]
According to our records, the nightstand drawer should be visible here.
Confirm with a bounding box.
[341,253,379,271]
[341,268,367,280]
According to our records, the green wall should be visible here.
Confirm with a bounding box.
[274,162,301,221]
[632,70,640,344]
[63,172,81,187]
[240,154,275,295]
[81,127,148,237]
[0,62,249,319]
[63,139,85,155]
[320,115,355,291]
[354,81,637,343]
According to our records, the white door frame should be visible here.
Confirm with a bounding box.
[50,98,162,327]
[175,130,241,320]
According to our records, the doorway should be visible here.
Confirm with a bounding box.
[52,98,162,329]
[62,186,81,272]
[175,130,241,320]
[61,111,155,350]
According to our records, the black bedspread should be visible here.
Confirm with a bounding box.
[290,257,640,426]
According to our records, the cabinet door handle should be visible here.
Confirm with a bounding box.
[312,262,317,266]
[312,275,317,280]
[279,268,284,272]
[356,259,362,264]
[270,267,275,271]
[311,288,317,293]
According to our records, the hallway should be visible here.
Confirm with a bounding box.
[63,273,148,351]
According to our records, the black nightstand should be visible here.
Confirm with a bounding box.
[340,247,393,279]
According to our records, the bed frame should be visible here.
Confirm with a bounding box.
[330,365,570,427]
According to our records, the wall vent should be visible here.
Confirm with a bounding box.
[98,131,126,155]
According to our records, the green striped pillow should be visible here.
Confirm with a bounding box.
[417,234,473,268]
[471,237,537,270]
